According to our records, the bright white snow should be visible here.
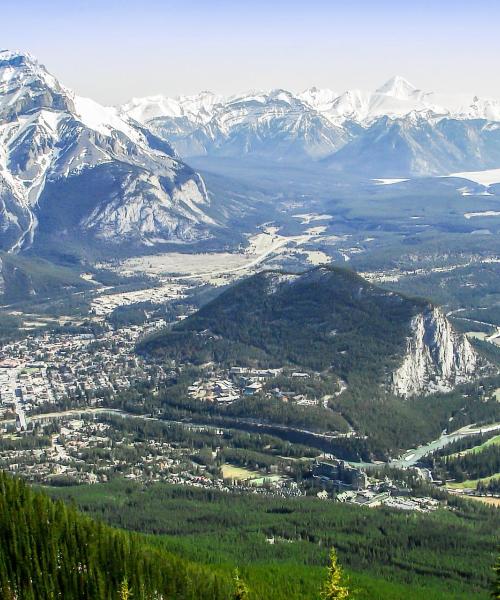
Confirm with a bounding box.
[448,168,500,186]
[464,211,500,219]
[372,178,409,185]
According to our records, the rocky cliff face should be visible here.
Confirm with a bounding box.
[392,307,480,397]
[0,50,215,254]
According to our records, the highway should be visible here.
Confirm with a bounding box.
[2,407,499,470]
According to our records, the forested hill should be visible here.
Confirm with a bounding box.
[140,266,428,384]
[0,471,233,600]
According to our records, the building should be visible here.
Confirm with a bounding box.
[244,382,263,396]
[15,409,28,432]
[313,459,368,490]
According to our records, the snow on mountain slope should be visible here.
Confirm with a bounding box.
[123,76,500,129]
[323,113,500,177]
[376,75,418,98]
[122,77,500,169]
[297,86,339,112]
[73,95,145,144]
[200,89,351,159]
[0,50,215,253]
[122,91,223,126]
[301,76,500,124]
[125,88,351,160]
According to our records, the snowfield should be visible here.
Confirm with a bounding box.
[92,224,338,315]
[449,168,500,186]
[121,252,251,277]
[372,178,409,185]
[464,210,500,219]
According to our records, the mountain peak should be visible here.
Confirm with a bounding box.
[0,49,37,64]
[0,49,47,78]
[376,76,417,98]
[0,49,214,253]
[0,48,70,123]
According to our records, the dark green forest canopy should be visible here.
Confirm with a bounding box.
[50,479,500,600]
[0,472,232,600]
[140,266,429,383]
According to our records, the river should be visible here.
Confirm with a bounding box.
[3,407,500,471]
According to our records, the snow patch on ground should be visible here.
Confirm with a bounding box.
[121,252,250,276]
[302,250,330,265]
[464,211,500,219]
[305,226,327,235]
[372,178,409,185]
[449,168,500,186]
[292,213,332,224]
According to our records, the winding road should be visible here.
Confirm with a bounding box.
[2,407,499,471]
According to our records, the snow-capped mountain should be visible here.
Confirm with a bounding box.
[0,50,216,254]
[298,76,430,124]
[323,112,500,177]
[297,76,500,125]
[123,89,350,160]
[123,91,222,127]
[122,77,500,175]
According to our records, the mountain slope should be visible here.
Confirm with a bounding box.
[0,50,217,255]
[131,89,350,161]
[141,266,484,396]
[0,471,232,600]
[123,78,500,174]
[323,114,500,177]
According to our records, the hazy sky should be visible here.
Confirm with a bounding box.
[3,0,500,105]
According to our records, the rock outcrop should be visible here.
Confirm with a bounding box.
[392,307,480,397]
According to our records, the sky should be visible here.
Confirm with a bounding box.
[3,0,500,105]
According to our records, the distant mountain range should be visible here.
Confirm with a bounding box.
[2,50,500,258]
[0,50,218,255]
[122,77,500,176]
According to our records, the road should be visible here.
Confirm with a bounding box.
[389,421,500,468]
[2,408,499,470]
[0,406,358,450]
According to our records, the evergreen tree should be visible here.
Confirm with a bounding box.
[232,568,249,600]
[0,472,233,600]
[493,555,500,600]
[320,548,350,600]
[119,577,132,600]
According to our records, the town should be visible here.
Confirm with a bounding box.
[0,319,169,419]
[0,314,495,515]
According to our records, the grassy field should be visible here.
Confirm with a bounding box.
[220,464,287,486]
[221,463,262,480]
[446,473,500,489]
[448,434,500,458]
[465,495,500,507]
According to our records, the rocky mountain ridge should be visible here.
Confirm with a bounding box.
[392,307,479,397]
[0,50,217,254]
[122,77,500,174]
